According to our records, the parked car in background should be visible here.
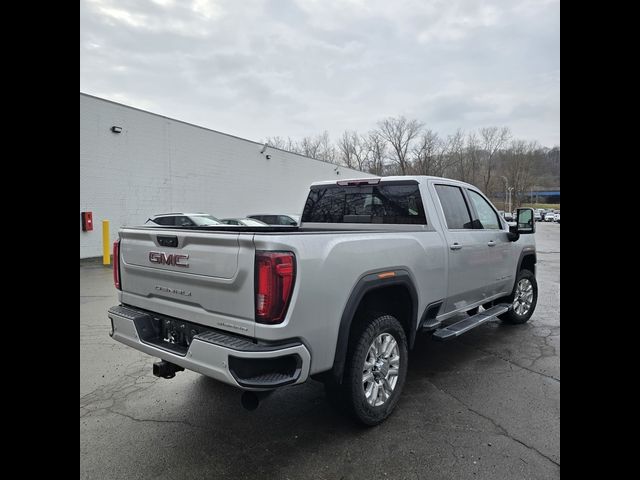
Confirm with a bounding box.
[145,213,223,227]
[220,218,269,226]
[554,212,560,223]
[544,213,555,222]
[247,214,301,226]
[534,211,542,222]
[503,211,514,222]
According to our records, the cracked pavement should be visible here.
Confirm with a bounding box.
[80,222,559,479]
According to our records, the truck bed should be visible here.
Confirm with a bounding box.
[127,224,425,234]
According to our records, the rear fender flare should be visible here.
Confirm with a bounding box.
[331,269,418,383]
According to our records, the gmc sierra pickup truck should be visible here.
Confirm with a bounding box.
[108,176,537,425]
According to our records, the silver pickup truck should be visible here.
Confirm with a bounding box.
[108,176,537,425]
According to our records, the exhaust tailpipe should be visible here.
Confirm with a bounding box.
[152,360,184,379]
[241,390,273,411]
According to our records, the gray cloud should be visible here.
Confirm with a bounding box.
[80,0,559,146]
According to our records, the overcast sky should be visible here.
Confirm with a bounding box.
[80,0,559,147]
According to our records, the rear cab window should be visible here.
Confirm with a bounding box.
[301,181,427,224]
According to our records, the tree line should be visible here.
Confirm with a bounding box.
[263,116,560,208]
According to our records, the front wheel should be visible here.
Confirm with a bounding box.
[498,269,538,324]
[327,314,408,426]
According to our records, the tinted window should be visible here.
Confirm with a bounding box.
[153,216,175,226]
[467,190,501,229]
[278,216,297,226]
[242,219,268,226]
[190,215,221,226]
[301,183,427,224]
[249,215,277,224]
[175,216,195,226]
[434,185,473,229]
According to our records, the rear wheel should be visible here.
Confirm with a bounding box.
[498,269,537,324]
[325,313,408,426]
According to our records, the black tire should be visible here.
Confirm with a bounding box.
[325,313,408,426]
[498,269,538,324]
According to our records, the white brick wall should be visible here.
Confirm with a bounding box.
[80,93,373,258]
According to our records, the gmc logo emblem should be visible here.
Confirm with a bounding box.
[149,251,189,267]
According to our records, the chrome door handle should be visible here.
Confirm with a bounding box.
[487,241,496,247]
[450,243,463,250]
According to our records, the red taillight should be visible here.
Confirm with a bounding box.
[113,240,121,290]
[255,251,296,324]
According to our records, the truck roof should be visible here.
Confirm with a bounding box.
[309,175,479,189]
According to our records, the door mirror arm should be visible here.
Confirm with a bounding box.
[507,225,520,242]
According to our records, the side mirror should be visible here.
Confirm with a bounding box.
[516,208,535,234]
[507,208,535,241]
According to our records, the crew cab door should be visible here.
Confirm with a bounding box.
[432,183,496,314]
[464,188,514,297]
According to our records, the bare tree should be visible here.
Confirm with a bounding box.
[300,135,322,159]
[377,116,423,175]
[447,129,467,181]
[465,132,481,186]
[263,136,300,153]
[480,126,511,193]
[412,129,466,178]
[337,130,357,169]
[352,133,371,172]
[298,131,336,163]
[502,140,537,208]
[365,131,387,176]
[266,123,557,200]
[412,129,440,176]
[317,131,337,164]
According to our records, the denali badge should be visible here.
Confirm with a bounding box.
[155,285,192,296]
[217,321,248,332]
[149,251,189,267]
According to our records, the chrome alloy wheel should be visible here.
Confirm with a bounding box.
[513,278,534,316]
[362,333,400,407]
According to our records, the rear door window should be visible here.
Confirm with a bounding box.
[434,185,473,229]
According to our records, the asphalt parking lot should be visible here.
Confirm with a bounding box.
[80,222,559,479]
